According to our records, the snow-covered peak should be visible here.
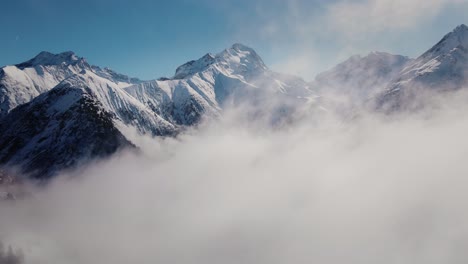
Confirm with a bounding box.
[377,24,468,111]
[231,43,253,51]
[421,24,468,59]
[91,66,142,85]
[15,51,87,69]
[0,50,144,117]
[216,43,267,73]
[395,24,468,79]
[0,52,92,117]
[172,43,267,79]
[227,43,263,57]
[173,53,216,79]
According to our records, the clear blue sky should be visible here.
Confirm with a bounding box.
[1,0,467,80]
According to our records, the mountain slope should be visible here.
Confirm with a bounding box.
[63,70,177,136]
[0,81,134,179]
[377,24,468,110]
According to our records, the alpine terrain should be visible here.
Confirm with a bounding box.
[1,24,468,180]
[0,44,315,179]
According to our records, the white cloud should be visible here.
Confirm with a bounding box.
[2,91,468,263]
[270,51,321,79]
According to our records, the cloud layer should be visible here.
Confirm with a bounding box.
[2,90,468,263]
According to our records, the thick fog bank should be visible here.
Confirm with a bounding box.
[2,92,468,264]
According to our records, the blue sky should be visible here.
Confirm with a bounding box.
[1,0,467,80]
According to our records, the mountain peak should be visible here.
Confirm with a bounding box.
[218,43,267,71]
[453,24,468,34]
[423,24,468,58]
[173,52,216,79]
[225,43,263,59]
[16,51,86,69]
[449,24,468,41]
[230,43,254,52]
[172,44,267,79]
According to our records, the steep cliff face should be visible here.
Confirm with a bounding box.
[0,82,134,179]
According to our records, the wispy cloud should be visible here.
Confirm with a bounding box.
[221,0,468,79]
[325,0,468,36]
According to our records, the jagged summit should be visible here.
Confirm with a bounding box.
[229,43,264,60]
[91,65,142,84]
[217,43,267,72]
[15,51,87,69]
[173,53,216,79]
[231,43,252,51]
[172,43,267,79]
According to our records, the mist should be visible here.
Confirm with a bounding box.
[2,88,468,264]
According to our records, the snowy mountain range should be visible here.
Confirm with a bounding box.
[0,44,315,179]
[1,25,468,180]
